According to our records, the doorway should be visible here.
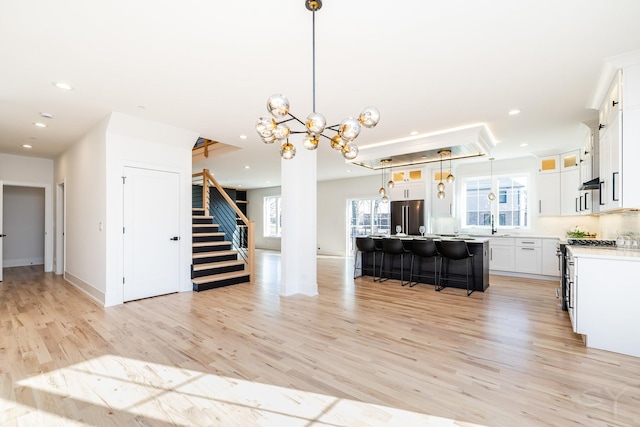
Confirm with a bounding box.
[123,167,180,301]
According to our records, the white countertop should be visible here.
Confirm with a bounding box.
[568,246,640,261]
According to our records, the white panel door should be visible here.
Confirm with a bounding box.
[123,167,180,302]
[0,182,3,281]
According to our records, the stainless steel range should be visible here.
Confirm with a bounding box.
[557,239,616,311]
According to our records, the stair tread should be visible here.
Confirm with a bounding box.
[192,223,220,227]
[192,232,225,236]
[192,250,237,258]
[193,260,245,271]
[193,241,231,247]
[192,270,249,284]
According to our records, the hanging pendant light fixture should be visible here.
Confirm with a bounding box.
[256,0,380,160]
[446,150,455,183]
[385,159,395,188]
[379,158,391,201]
[487,157,496,201]
[437,150,449,199]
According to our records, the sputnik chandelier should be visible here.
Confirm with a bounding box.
[255,0,380,160]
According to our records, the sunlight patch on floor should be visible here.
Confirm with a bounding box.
[12,355,488,426]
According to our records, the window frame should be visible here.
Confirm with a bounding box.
[263,195,282,237]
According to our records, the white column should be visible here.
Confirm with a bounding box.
[280,143,318,296]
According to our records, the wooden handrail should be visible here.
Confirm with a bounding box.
[192,169,255,284]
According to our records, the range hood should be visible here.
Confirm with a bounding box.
[579,177,600,190]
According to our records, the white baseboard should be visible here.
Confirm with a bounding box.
[2,258,44,267]
[64,271,106,306]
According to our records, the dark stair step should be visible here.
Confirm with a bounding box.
[192,215,215,225]
[192,260,245,278]
[192,208,206,216]
[192,250,238,264]
[193,271,250,291]
[193,224,222,233]
[193,241,232,253]
[192,232,226,243]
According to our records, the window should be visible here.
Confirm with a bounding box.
[263,196,282,237]
[463,175,529,229]
[347,198,390,252]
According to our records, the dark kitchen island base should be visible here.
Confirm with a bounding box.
[358,237,489,292]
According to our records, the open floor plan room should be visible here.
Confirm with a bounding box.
[1,250,639,426]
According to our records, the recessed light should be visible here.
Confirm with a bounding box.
[33,122,47,128]
[508,109,521,115]
[22,144,33,149]
[244,165,250,169]
[40,112,54,119]
[346,169,351,173]
[53,81,73,90]
[520,143,529,147]
[239,134,248,140]
[410,131,419,136]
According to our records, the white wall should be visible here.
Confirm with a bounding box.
[2,186,45,267]
[55,116,109,303]
[248,174,381,256]
[0,153,54,271]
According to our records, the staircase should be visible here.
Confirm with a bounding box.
[192,208,250,291]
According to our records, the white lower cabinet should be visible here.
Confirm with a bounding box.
[514,238,542,274]
[489,238,514,271]
[490,237,558,277]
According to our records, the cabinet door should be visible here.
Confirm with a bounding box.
[389,181,425,201]
[561,150,580,171]
[538,155,560,173]
[490,245,514,271]
[560,168,580,216]
[541,239,560,276]
[431,183,453,217]
[515,247,542,274]
[536,173,560,216]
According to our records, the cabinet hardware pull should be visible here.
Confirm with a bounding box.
[599,123,605,130]
[599,181,604,206]
[521,247,535,251]
[539,200,541,214]
[612,100,619,107]
[612,172,619,202]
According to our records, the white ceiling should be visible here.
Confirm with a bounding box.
[2,0,640,189]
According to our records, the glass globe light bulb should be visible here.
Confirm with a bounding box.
[342,143,358,160]
[280,141,296,160]
[446,173,455,183]
[262,134,276,144]
[330,135,345,151]
[488,192,496,201]
[338,117,361,141]
[387,180,394,188]
[438,191,446,200]
[379,187,386,196]
[306,113,327,134]
[267,94,290,118]
[437,181,445,192]
[382,195,389,203]
[302,134,319,150]
[273,124,290,140]
[256,116,276,137]
[358,106,380,128]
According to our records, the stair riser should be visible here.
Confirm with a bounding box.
[192,226,219,233]
[192,235,225,243]
[193,254,237,264]
[193,264,245,278]
[192,209,206,216]
[192,217,215,225]
[193,275,250,291]
[193,245,231,253]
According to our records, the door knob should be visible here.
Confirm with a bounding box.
[169,236,180,241]
[0,234,6,237]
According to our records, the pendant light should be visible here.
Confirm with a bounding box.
[379,159,391,201]
[437,150,449,199]
[487,157,496,201]
[446,150,455,183]
[387,164,395,188]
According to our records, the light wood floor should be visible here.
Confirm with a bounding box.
[1,251,640,426]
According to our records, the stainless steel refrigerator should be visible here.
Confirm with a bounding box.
[390,200,424,235]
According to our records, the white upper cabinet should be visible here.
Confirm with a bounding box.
[598,66,640,212]
[538,155,560,174]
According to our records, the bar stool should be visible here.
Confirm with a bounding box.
[435,240,475,296]
[408,239,439,288]
[379,239,410,285]
[353,237,380,280]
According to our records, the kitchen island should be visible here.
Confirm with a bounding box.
[360,236,490,292]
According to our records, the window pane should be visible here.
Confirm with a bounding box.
[497,177,528,227]
[263,196,282,237]
[464,178,492,226]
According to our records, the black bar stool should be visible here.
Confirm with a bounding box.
[353,237,380,280]
[435,240,475,296]
[408,239,439,288]
[379,238,410,285]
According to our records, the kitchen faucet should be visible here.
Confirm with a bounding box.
[491,214,497,235]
